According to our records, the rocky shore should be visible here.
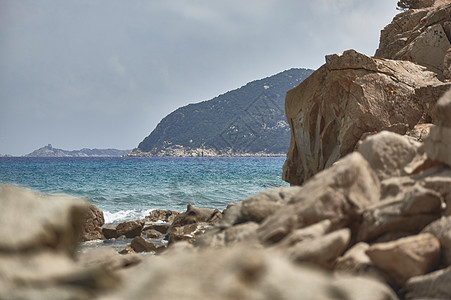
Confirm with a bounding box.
[1,2,451,299]
[1,87,450,299]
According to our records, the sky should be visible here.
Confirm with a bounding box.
[0,0,398,156]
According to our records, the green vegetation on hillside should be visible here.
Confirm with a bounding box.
[137,68,314,156]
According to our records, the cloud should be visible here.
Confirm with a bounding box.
[0,0,398,155]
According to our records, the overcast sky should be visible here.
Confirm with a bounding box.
[0,0,398,156]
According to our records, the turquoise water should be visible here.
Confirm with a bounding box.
[0,157,288,224]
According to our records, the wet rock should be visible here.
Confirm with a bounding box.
[102,225,118,239]
[366,233,441,286]
[171,204,222,227]
[131,236,157,253]
[144,209,179,223]
[259,153,380,244]
[116,221,144,238]
[144,229,164,239]
[168,222,212,245]
[143,223,170,235]
[118,245,135,255]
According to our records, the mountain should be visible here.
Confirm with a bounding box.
[25,144,131,157]
[130,68,314,157]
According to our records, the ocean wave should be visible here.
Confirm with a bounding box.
[103,208,154,225]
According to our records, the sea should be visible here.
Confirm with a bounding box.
[0,157,288,225]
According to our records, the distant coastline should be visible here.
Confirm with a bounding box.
[23,144,132,157]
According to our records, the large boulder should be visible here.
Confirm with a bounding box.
[116,221,144,238]
[358,131,421,180]
[423,88,451,167]
[418,168,451,215]
[375,3,451,79]
[357,183,444,242]
[286,228,351,270]
[131,236,157,253]
[144,209,179,223]
[366,233,441,286]
[421,215,451,265]
[283,49,443,185]
[168,222,212,245]
[0,184,88,254]
[171,204,222,227]
[403,266,451,300]
[259,152,381,244]
[0,185,118,299]
[99,246,398,300]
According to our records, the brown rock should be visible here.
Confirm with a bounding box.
[403,266,451,300]
[435,87,451,127]
[234,187,296,224]
[102,225,118,239]
[0,184,88,254]
[171,204,222,227]
[116,221,144,238]
[366,233,441,286]
[444,47,451,79]
[286,228,351,270]
[145,209,179,223]
[99,246,398,300]
[419,168,451,215]
[143,223,170,235]
[168,222,212,245]
[406,123,434,142]
[259,153,380,244]
[194,221,261,249]
[376,3,451,78]
[223,222,260,246]
[283,49,442,185]
[80,204,105,241]
[0,185,118,299]
[0,251,119,300]
[76,248,141,270]
[276,219,332,249]
[358,131,420,180]
[421,216,451,265]
[357,183,444,242]
[335,243,370,273]
[118,245,135,255]
[144,229,164,239]
[131,236,157,253]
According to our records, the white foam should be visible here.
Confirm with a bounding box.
[103,208,153,225]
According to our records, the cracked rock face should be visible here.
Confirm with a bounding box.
[375,3,451,80]
[282,50,443,185]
